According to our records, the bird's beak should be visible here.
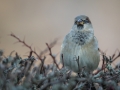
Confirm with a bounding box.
[77,20,84,26]
[76,19,84,28]
[79,21,84,25]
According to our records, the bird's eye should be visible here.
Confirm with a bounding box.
[74,21,77,25]
[84,20,89,23]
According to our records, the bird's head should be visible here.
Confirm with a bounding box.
[71,15,94,45]
[72,15,93,33]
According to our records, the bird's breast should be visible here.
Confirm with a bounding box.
[61,35,100,73]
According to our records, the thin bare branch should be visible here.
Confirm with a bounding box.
[39,38,59,57]
[61,54,64,68]
[10,33,45,74]
[46,43,60,69]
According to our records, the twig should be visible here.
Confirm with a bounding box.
[28,51,33,58]
[106,74,119,81]
[46,43,60,70]
[10,33,43,61]
[73,81,81,90]
[61,54,64,68]
[77,56,80,73]
[9,50,15,56]
[40,56,46,75]
[94,50,120,75]
[112,51,120,62]
[10,33,45,74]
[39,38,59,57]
[102,55,106,73]
[111,49,118,59]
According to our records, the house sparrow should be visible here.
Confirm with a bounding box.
[60,15,100,74]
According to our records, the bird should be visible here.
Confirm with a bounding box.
[60,15,100,74]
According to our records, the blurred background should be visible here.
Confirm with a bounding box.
[0,0,120,64]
